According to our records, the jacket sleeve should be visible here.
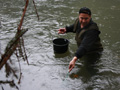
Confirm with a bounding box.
[65,24,74,32]
[75,30,100,58]
[65,18,79,33]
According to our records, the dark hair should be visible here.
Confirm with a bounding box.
[79,7,91,15]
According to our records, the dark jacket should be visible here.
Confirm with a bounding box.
[66,18,103,58]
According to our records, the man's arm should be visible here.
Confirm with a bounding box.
[69,30,100,72]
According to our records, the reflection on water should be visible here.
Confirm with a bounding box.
[54,50,70,58]
[0,0,120,90]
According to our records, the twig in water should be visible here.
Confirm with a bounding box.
[21,37,29,65]
[14,49,22,84]
[32,0,40,21]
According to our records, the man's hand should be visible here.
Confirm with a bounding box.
[58,28,66,34]
[69,56,78,72]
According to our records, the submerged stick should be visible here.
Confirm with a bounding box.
[63,71,69,81]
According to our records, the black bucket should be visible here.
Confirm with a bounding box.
[53,38,69,53]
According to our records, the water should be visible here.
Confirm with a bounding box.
[0,0,120,90]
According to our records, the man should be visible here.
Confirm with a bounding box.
[58,7,103,72]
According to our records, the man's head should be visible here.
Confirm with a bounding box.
[79,7,91,28]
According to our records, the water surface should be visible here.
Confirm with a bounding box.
[0,0,120,90]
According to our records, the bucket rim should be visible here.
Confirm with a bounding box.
[53,38,69,46]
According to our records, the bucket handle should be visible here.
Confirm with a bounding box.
[50,29,69,42]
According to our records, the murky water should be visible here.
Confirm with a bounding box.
[0,0,120,90]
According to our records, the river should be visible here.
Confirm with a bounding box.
[0,0,120,90]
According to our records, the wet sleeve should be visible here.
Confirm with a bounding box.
[65,24,74,32]
[75,30,100,58]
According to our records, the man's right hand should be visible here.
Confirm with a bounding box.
[58,28,66,34]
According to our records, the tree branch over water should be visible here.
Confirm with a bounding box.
[0,0,29,69]
[0,0,40,89]
[0,29,28,69]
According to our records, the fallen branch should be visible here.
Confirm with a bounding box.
[0,0,29,69]
[0,29,28,69]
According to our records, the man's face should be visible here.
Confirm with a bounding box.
[79,13,91,28]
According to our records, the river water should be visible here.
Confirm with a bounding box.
[0,0,120,90]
